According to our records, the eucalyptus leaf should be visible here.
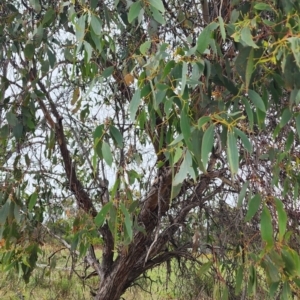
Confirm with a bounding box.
[102,141,113,166]
[128,1,142,23]
[201,124,214,169]
[261,205,274,247]
[129,89,141,121]
[248,89,266,112]
[149,0,165,12]
[245,194,261,222]
[95,202,113,227]
[227,131,239,174]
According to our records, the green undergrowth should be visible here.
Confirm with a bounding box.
[0,243,274,300]
[0,244,97,300]
[0,244,188,300]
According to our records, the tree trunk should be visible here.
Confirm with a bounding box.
[95,232,149,300]
[95,262,130,300]
[94,169,175,299]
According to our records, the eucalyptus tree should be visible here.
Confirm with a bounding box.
[1,0,300,299]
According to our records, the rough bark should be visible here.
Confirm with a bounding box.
[94,168,173,299]
[93,169,218,300]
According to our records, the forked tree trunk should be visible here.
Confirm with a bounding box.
[95,257,134,300]
[95,263,130,300]
[95,232,150,300]
[93,169,187,299]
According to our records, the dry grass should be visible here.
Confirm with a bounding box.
[0,244,180,300]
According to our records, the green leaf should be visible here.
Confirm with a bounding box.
[285,131,294,152]
[47,49,56,68]
[198,261,213,275]
[282,248,299,277]
[235,266,244,295]
[171,183,182,199]
[129,89,141,121]
[198,116,211,129]
[24,154,31,167]
[24,44,35,60]
[245,48,254,91]
[218,16,226,42]
[102,66,114,78]
[201,124,215,168]
[140,41,151,55]
[13,123,23,139]
[71,232,79,251]
[120,203,133,240]
[29,0,41,12]
[42,8,55,26]
[237,181,249,208]
[102,141,113,166]
[149,6,165,24]
[0,125,9,139]
[128,200,139,213]
[75,15,86,41]
[248,265,257,295]
[240,27,259,48]
[261,205,273,247]
[181,61,187,95]
[261,257,280,283]
[173,147,183,164]
[275,198,287,242]
[295,114,300,138]
[90,15,102,35]
[41,59,49,75]
[290,89,300,105]
[173,150,194,185]
[190,129,204,171]
[84,41,93,62]
[91,0,98,9]
[221,284,229,300]
[28,192,38,210]
[169,133,183,146]
[94,202,113,227]
[180,107,191,147]
[254,3,273,11]
[6,111,18,126]
[163,60,175,78]
[288,37,300,68]
[128,1,141,23]
[282,282,292,299]
[245,194,261,221]
[235,47,252,83]
[227,131,239,175]
[197,22,219,54]
[149,0,165,12]
[93,124,104,141]
[233,127,252,153]
[256,108,266,130]
[109,125,123,148]
[0,201,10,225]
[279,108,292,128]
[90,31,102,52]
[295,278,300,289]
[14,204,20,223]
[248,89,266,112]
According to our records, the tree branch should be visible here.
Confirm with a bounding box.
[32,69,97,217]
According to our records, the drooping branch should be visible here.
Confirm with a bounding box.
[31,68,97,217]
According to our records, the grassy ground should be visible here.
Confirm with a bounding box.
[0,244,97,300]
[1,243,292,300]
[0,244,183,300]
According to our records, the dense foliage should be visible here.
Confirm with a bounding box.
[1,0,300,299]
